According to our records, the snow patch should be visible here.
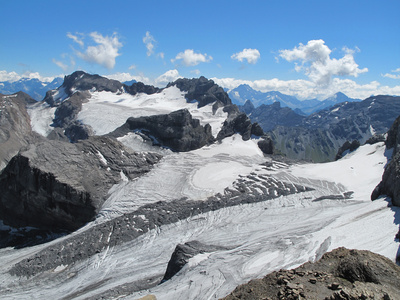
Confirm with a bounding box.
[28,102,56,137]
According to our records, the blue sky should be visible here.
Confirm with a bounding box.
[1,0,399,99]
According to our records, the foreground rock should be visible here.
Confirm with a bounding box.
[0,136,161,231]
[222,247,400,300]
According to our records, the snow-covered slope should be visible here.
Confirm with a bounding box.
[0,139,398,300]
[28,85,228,139]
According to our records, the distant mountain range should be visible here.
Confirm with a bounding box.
[0,78,64,101]
[244,95,400,162]
[228,84,361,115]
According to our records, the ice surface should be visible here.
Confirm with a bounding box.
[0,136,398,299]
[28,101,56,137]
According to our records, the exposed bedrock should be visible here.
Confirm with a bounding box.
[110,108,215,152]
[223,247,400,300]
[168,76,232,111]
[0,92,37,171]
[0,136,162,231]
[161,241,228,282]
[372,115,400,206]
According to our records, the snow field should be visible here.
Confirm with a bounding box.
[77,86,228,136]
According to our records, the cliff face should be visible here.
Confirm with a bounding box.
[371,115,400,206]
[0,92,37,171]
[0,136,161,231]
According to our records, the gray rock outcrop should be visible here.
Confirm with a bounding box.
[222,247,400,300]
[110,109,215,152]
[335,140,360,160]
[0,92,37,171]
[371,115,400,206]
[161,241,227,282]
[0,136,161,231]
[168,76,232,111]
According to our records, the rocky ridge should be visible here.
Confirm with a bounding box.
[372,114,400,206]
[0,136,161,231]
[222,247,400,300]
[0,92,37,171]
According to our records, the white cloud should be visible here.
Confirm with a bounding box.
[231,48,260,64]
[0,70,22,82]
[52,59,68,71]
[76,32,122,69]
[104,72,151,85]
[171,49,212,66]
[279,39,368,86]
[67,32,84,47]
[212,76,400,100]
[382,73,400,80]
[191,69,201,75]
[155,69,182,86]
[143,31,156,56]
[382,68,400,79]
[0,70,60,83]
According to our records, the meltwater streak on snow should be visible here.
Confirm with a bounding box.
[77,86,228,137]
[27,101,56,137]
[98,135,264,221]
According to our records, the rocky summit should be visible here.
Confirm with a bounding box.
[223,247,400,300]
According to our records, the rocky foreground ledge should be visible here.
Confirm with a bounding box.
[222,247,400,300]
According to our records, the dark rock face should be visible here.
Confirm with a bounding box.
[222,247,400,300]
[258,138,274,155]
[217,112,265,141]
[372,115,400,205]
[0,92,37,171]
[335,140,360,160]
[110,109,215,152]
[168,76,232,110]
[0,136,162,231]
[124,81,161,95]
[161,241,227,282]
